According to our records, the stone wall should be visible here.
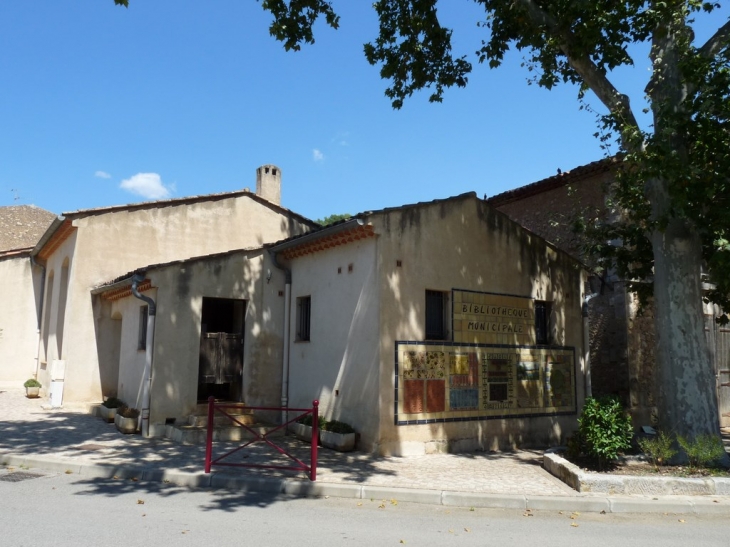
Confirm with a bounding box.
[489,163,657,425]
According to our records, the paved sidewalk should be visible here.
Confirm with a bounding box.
[1,387,729,514]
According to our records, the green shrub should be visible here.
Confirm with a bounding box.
[297,414,326,429]
[322,420,355,434]
[23,378,41,388]
[676,434,726,468]
[102,397,125,409]
[637,431,677,467]
[577,396,633,468]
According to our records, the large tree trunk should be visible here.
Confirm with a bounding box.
[649,179,728,465]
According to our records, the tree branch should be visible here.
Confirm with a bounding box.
[698,19,730,60]
[513,0,641,150]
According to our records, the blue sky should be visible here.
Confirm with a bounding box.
[1,2,727,221]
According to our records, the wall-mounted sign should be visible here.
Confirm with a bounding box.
[452,290,535,345]
[395,342,575,424]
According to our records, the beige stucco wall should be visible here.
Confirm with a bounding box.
[40,194,312,404]
[372,197,586,455]
[0,255,43,386]
[36,231,77,395]
[284,196,586,455]
[96,249,287,432]
[109,289,156,410]
[286,237,381,448]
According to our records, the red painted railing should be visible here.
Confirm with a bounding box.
[204,397,319,481]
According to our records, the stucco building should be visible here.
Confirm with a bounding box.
[86,191,588,454]
[30,166,317,405]
[270,192,588,455]
[0,205,56,386]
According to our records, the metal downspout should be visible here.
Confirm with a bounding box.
[131,272,156,438]
[30,255,46,379]
[268,249,292,426]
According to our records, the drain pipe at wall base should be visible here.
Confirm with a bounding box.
[30,255,46,380]
[132,272,156,438]
[268,249,292,427]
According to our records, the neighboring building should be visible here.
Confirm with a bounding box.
[0,205,56,386]
[487,158,730,428]
[30,166,317,405]
[270,192,588,455]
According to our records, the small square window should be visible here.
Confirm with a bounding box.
[138,305,148,350]
[296,296,311,342]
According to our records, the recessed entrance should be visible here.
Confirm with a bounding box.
[198,297,246,402]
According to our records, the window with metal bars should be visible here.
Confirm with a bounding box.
[425,290,448,340]
[296,296,311,342]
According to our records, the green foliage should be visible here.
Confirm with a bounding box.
[260,0,340,52]
[102,397,125,409]
[117,406,140,419]
[321,419,355,434]
[677,434,727,468]
[23,378,41,388]
[637,431,677,468]
[297,413,326,429]
[577,397,633,467]
[316,213,352,226]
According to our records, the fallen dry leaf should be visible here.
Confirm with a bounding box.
[391,499,398,506]
[571,523,579,528]
[464,528,471,532]
[679,519,685,523]
[137,500,145,505]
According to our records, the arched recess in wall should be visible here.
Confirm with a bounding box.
[42,270,55,364]
[56,258,70,358]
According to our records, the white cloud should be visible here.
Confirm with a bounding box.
[333,131,350,147]
[313,149,325,162]
[95,170,111,179]
[119,173,172,200]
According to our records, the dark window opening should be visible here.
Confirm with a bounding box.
[535,301,550,345]
[138,305,148,351]
[297,296,311,342]
[425,290,448,340]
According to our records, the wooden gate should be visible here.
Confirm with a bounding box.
[199,332,243,385]
[705,313,730,428]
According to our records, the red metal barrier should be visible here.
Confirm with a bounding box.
[204,397,319,481]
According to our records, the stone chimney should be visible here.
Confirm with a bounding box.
[255,164,281,206]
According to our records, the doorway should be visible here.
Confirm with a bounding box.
[198,297,246,402]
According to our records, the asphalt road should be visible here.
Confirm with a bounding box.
[2,467,728,547]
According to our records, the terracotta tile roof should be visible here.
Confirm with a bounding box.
[0,205,57,252]
[486,157,618,207]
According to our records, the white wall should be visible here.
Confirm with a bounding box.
[286,238,382,448]
[0,255,43,386]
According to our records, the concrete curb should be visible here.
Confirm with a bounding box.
[2,451,729,515]
[544,452,730,497]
